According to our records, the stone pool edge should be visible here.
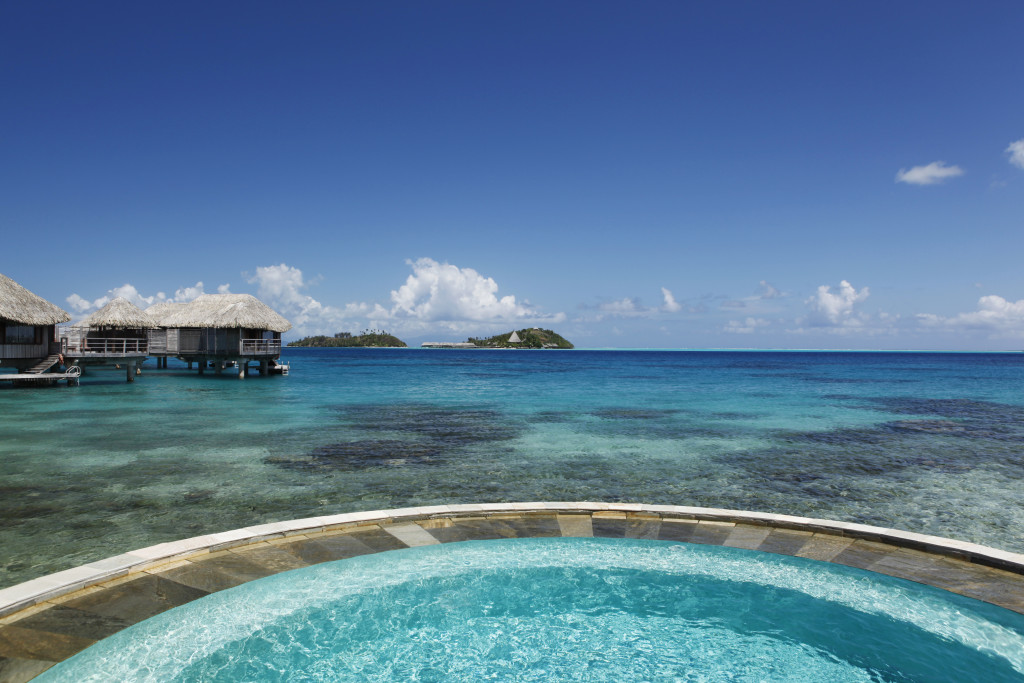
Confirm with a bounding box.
[2,502,1024,681]
[3,502,1023,621]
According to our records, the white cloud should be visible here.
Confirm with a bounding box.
[758,280,782,299]
[246,263,351,330]
[66,293,93,314]
[65,281,210,316]
[721,280,786,310]
[724,317,770,334]
[805,280,870,326]
[170,282,208,303]
[895,161,964,185]
[388,258,564,324]
[918,295,1024,334]
[1007,139,1024,169]
[65,259,566,339]
[661,287,682,313]
[598,297,647,317]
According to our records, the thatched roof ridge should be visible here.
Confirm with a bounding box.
[144,302,186,326]
[73,297,156,330]
[159,294,292,332]
[0,273,71,325]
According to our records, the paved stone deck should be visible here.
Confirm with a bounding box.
[2,502,1024,682]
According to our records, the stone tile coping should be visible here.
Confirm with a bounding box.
[1,502,1023,681]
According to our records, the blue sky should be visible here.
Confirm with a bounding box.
[3,1,1022,349]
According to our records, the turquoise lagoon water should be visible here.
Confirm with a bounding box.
[2,349,1024,588]
[37,538,1024,682]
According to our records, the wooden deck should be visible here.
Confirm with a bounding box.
[0,369,80,386]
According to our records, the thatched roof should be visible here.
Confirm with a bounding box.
[144,302,186,326]
[0,273,71,325]
[157,294,292,332]
[72,297,156,330]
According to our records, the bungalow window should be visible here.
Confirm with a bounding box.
[5,325,36,344]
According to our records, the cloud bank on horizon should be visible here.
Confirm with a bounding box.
[68,259,566,338]
[66,282,231,316]
[63,261,1024,347]
[918,295,1024,334]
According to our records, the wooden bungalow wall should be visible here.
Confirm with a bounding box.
[0,323,56,359]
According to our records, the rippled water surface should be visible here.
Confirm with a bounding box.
[2,349,1023,588]
[37,538,1024,682]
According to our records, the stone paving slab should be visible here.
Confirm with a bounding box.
[422,518,518,543]
[5,606,130,643]
[831,539,901,571]
[723,525,772,550]
[342,527,410,554]
[229,544,311,574]
[383,523,442,548]
[57,575,208,625]
[0,657,53,683]
[481,514,563,538]
[796,534,856,562]
[2,503,1024,683]
[589,513,663,540]
[687,520,736,546]
[0,625,94,664]
[556,514,594,538]
[152,561,249,595]
[755,528,814,556]
[657,518,700,543]
[277,534,382,565]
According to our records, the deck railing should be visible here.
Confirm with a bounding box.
[240,339,282,355]
[62,338,148,354]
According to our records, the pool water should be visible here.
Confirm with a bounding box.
[38,538,1024,682]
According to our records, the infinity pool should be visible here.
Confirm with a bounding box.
[38,537,1024,682]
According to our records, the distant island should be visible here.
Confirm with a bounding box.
[287,330,407,348]
[421,328,573,349]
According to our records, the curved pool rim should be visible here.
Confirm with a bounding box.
[2,502,1024,681]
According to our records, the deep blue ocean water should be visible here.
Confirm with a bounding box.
[2,349,1023,589]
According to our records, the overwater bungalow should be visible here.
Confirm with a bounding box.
[0,273,71,375]
[61,297,155,382]
[148,293,291,377]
